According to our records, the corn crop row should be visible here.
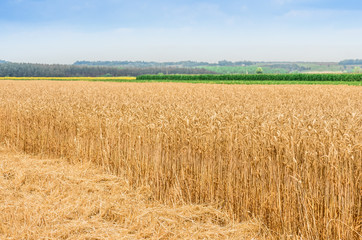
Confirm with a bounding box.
[137,73,362,81]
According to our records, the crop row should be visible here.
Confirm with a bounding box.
[137,73,362,81]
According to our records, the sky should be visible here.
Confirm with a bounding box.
[0,0,361,64]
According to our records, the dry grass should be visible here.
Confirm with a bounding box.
[0,81,361,239]
[0,147,263,239]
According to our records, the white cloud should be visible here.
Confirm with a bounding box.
[283,9,344,18]
[273,0,293,4]
[272,0,313,5]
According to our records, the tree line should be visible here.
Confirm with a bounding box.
[339,59,362,65]
[74,60,255,67]
[0,62,216,77]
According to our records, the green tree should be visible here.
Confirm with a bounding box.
[102,73,113,77]
[353,66,361,73]
[256,67,263,74]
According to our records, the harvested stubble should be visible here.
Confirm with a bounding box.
[0,147,260,239]
[0,81,361,239]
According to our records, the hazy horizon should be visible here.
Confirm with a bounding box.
[1,0,361,64]
[0,59,355,65]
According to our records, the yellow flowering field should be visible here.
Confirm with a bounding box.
[0,76,136,81]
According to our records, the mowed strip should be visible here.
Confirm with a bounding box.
[0,147,263,240]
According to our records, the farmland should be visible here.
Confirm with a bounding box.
[0,81,361,239]
[0,76,136,81]
[136,73,362,86]
[137,73,362,81]
[1,74,362,85]
[0,148,260,239]
[199,62,352,74]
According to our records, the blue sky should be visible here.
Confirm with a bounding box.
[1,0,361,63]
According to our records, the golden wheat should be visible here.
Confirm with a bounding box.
[0,80,361,239]
[0,147,262,239]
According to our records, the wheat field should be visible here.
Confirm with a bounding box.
[0,147,262,239]
[0,81,361,239]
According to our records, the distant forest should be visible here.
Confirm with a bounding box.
[1,59,360,77]
[339,59,362,65]
[0,62,215,77]
[74,60,255,68]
